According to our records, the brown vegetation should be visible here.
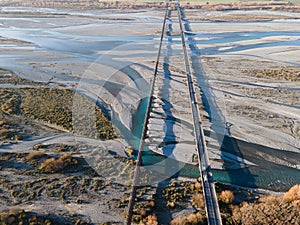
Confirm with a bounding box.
[170,212,205,225]
[140,214,159,225]
[191,193,205,209]
[229,104,291,130]
[125,146,134,157]
[0,112,29,141]
[195,13,300,22]
[170,217,185,225]
[237,86,300,107]
[0,208,53,225]
[0,67,39,85]
[283,184,300,202]
[26,150,46,160]
[0,89,21,115]
[185,213,204,225]
[149,200,155,207]
[128,180,206,224]
[0,127,9,139]
[232,185,300,225]
[0,207,91,225]
[219,190,234,204]
[169,184,300,225]
[201,1,300,12]
[0,88,116,140]
[194,181,202,190]
[3,173,107,205]
[245,68,300,81]
[1,0,300,12]
[161,181,200,209]
[39,153,78,173]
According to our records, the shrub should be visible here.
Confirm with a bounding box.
[194,181,202,190]
[259,195,280,204]
[170,213,205,225]
[125,146,134,157]
[0,128,9,138]
[283,184,300,202]
[141,214,158,225]
[140,209,147,217]
[232,189,300,225]
[149,200,155,207]
[192,193,205,209]
[170,217,185,225]
[219,190,234,204]
[185,213,204,225]
[0,208,25,224]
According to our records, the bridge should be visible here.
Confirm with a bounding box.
[125,1,223,224]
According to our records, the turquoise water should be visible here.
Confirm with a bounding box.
[114,68,298,188]
[139,148,300,191]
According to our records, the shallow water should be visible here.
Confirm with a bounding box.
[1,10,299,191]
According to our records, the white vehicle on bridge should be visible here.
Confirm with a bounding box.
[203,174,208,182]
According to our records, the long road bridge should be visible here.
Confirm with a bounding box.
[125,1,223,224]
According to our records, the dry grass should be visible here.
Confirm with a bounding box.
[228,103,292,131]
[245,68,300,81]
[40,157,64,173]
[160,181,195,209]
[237,86,300,107]
[39,153,78,173]
[26,150,46,160]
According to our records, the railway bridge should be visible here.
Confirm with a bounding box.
[125,1,223,224]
